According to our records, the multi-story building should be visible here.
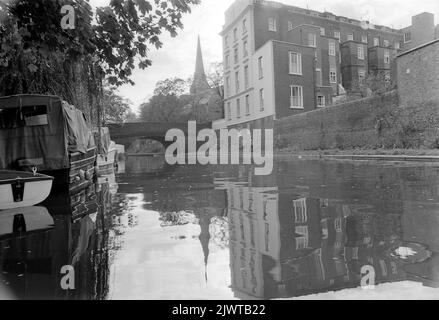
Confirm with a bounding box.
[214,0,438,130]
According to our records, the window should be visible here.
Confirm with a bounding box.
[358,69,366,83]
[290,85,303,109]
[288,21,293,31]
[374,37,379,46]
[227,102,231,120]
[317,95,325,107]
[383,40,389,47]
[289,52,302,75]
[320,27,325,36]
[335,218,342,232]
[258,56,263,79]
[268,18,277,31]
[245,95,250,115]
[316,68,322,86]
[233,28,238,41]
[404,32,411,43]
[244,65,249,89]
[357,45,364,60]
[293,198,307,223]
[224,36,229,47]
[226,76,230,97]
[330,68,337,83]
[236,99,241,118]
[334,31,341,42]
[243,41,248,57]
[395,42,400,50]
[362,35,368,43]
[308,33,316,47]
[295,226,309,250]
[329,42,336,56]
[235,71,240,93]
[225,55,230,69]
[347,33,354,41]
[234,47,239,64]
[259,89,264,111]
[384,50,390,64]
[243,19,247,34]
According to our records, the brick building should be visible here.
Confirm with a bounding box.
[214,0,438,130]
[396,39,439,106]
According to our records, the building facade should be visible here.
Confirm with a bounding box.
[214,0,438,130]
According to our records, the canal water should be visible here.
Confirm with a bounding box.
[1,156,439,300]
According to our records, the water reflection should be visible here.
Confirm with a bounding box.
[214,162,439,299]
[1,156,439,299]
[0,172,120,300]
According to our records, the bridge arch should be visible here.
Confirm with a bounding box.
[107,122,212,151]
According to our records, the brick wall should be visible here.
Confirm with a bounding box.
[396,39,439,106]
[274,91,399,150]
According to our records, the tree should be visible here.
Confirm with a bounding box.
[154,77,189,96]
[102,86,134,124]
[206,62,224,100]
[0,0,200,124]
[185,62,224,122]
[140,77,192,122]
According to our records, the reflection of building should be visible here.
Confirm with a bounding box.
[215,163,439,299]
[216,179,279,298]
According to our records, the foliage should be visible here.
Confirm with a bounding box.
[102,86,135,124]
[205,62,224,100]
[140,62,224,123]
[377,100,439,149]
[140,77,192,122]
[0,0,200,123]
[153,77,189,96]
[347,71,395,100]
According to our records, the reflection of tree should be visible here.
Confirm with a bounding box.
[159,211,198,227]
[209,216,230,250]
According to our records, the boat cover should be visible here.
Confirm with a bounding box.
[93,126,112,157]
[0,95,95,171]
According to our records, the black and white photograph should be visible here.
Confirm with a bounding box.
[0,0,439,304]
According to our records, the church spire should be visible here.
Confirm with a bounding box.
[190,36,210,95]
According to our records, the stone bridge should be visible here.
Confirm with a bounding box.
[107,122,212,150]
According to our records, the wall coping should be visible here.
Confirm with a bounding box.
[396,38,439,58]
[274,90,397,122]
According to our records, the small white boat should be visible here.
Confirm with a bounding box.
[0,170,54,210]
[0,206,54,237]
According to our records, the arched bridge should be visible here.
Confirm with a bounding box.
[107,122,212,149]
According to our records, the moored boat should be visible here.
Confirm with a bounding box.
[0,206,54,237]
[0,94,97,194]
[0,170,53,210]
[94,127,118,176]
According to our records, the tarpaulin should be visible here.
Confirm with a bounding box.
[0,95,95,171]
[62,101,95,154]
[93,127,111,157]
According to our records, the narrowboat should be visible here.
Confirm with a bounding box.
[0,170,53,210]
[94,127,118,176]
[0,94,97,194]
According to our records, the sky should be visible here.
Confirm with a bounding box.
[90,0,439,113]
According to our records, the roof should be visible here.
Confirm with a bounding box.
[0,94,62,109]
[396,38,439,58]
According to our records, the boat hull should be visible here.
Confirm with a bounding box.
[0,171,53,210]
[40,147,97,194]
